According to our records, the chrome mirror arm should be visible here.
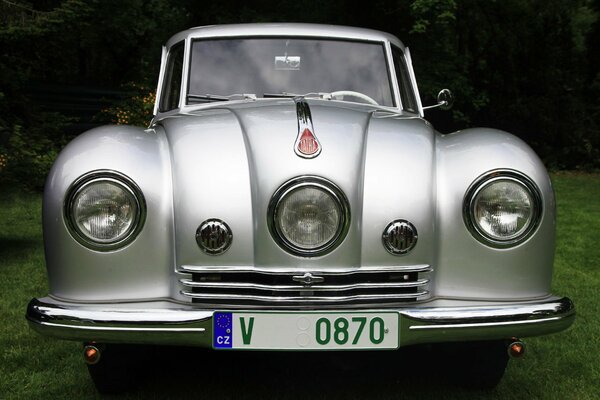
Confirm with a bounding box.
[422,102,448,110]
[423,89,454,111]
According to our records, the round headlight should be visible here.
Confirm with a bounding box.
[65,171,145,250]
[268,176,350,256]
[464,171,542,247]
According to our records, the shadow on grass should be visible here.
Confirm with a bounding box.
[103,345,484,399]
[0,238,43,264]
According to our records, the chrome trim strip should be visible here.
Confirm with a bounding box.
[409,317,563,331]
[39,321,206,333]
[180,264,432,275]
[404,47,425,117]
[179,37,191,110]
[167,24,407,53]
[180,291,429,302]
[153,45,167,117]
[385,40,403,110]
[179,279,429,291]
[26,297,575,347]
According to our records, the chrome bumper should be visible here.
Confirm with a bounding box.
[26,296,575,347]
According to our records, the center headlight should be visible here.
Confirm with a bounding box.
[65,171,145,250]
[464,170,542,247]
[268,177,350,256]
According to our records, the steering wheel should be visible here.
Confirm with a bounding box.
[330,90,379,105]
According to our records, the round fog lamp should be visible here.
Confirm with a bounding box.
[269,177,350,256]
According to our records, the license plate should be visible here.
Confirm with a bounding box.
[213,312,399,350]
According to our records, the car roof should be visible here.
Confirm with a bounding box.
[165,23,405,49]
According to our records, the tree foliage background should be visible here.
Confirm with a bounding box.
[1,0,599,189]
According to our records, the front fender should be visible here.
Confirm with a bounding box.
[43,125,174,301]
[435,128,555,300]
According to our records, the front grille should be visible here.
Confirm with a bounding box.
[179,265,431,307]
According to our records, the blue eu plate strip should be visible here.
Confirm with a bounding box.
[213,312,233,348]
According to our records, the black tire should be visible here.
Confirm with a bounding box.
[86,343,144,394]
[443,340,509,390]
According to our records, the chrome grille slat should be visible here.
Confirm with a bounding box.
[180,264,432,275]
[179,265,432,306]
[180,279,429,291]
[180,291,430,303]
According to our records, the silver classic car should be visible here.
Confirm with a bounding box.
[27,23,574,392]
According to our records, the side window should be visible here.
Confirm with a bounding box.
[391,47,417,113]
[159,41,185,112]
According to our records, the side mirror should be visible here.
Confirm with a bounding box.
[423,89,454,111]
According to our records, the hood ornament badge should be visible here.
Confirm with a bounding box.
[292,272,325,286]
[294,98,321,158]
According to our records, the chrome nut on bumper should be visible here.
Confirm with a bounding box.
[26,297,575,347]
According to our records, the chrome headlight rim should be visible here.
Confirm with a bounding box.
[64,170,146,251]
[463,169,543,248]
[267,176,350,257]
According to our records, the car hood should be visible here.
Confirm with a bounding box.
[159,99,436,270]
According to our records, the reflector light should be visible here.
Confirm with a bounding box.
[83,345,101,365]
[508,339,526,358]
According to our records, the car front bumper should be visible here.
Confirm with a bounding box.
[26,296,575,347]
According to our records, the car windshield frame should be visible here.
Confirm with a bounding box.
[183,36,405,109]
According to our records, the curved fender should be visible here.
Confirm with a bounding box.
[435,128,555,300]
[43,125,174,301]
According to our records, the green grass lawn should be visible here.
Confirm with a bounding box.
[1,173,598,399]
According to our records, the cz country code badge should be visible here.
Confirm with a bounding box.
[213,312,233,348]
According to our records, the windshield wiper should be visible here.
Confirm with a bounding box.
[263,92,298,98]
[263,92,327,99]
[187,93,257,103]
[187,94,229,102]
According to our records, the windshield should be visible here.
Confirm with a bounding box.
[187,38,395,107]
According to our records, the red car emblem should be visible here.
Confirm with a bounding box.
[297,128,320,156]
[294,99,321,158]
